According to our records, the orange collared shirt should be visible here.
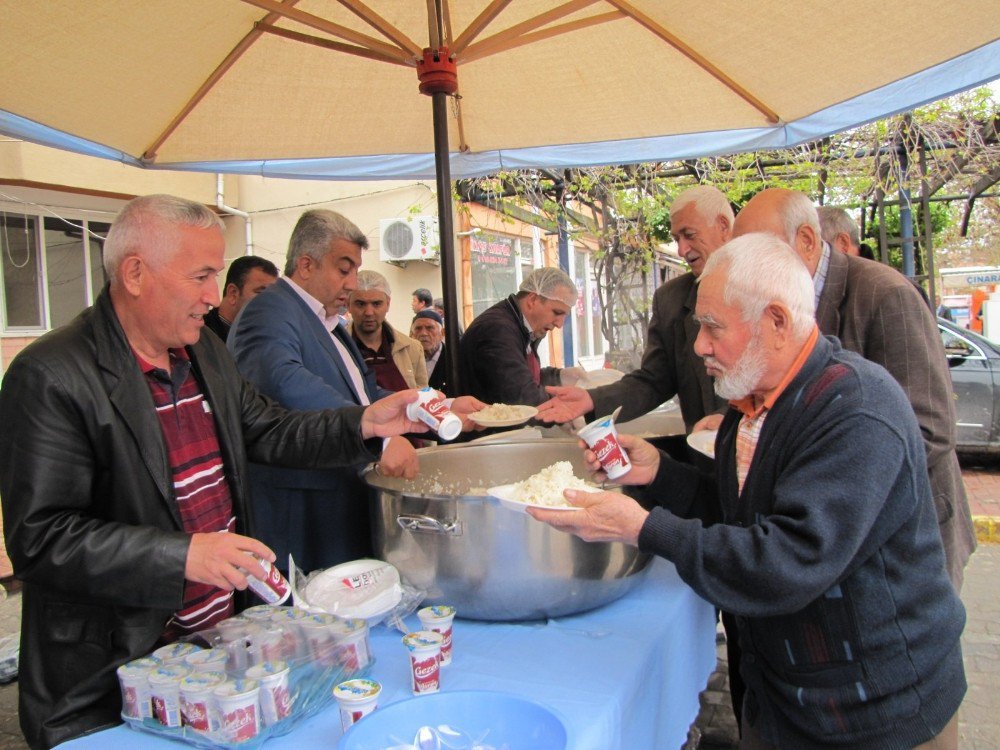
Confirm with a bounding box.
[730,326,820,494]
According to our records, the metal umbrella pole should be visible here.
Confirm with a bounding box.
[417,45,462,394]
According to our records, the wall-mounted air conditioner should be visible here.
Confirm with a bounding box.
[378,216,439,263]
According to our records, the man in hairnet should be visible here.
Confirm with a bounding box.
[458,267,584,405]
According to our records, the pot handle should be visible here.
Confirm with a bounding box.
[397,514,463,536]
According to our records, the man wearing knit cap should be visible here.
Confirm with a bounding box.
[411,308,449,394]
[458,267,584,406]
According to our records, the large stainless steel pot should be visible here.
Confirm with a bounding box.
[364,440,651,621]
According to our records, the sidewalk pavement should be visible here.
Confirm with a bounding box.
[0,458,997,750]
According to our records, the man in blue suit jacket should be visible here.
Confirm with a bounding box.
[229,209,420,574]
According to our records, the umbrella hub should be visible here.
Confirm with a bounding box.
[417,47,458,96]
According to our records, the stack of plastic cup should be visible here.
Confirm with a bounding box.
[333,679,381,732]
[416,605,456,666]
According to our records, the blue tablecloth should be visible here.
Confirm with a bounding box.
[58,558,715,750]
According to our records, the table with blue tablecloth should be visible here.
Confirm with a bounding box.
[58,558,715,750]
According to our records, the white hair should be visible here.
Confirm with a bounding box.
[817,206,861,247]
[670,184,734,226]
[701,232,815,340]
[103,194,223,283]
[779,192,822,246]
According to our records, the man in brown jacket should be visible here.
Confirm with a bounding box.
[734,188,975,590]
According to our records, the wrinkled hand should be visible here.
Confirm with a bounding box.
[185,532,275,591]
[377,435,420,479]
[361,390,429,439]
[527,488,649,546]
[536,386,594,424]
[448,395,490,431]
[559,366,587,387]
[580,433,660,486]
[692,413,724,433]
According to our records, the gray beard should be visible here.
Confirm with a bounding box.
[712,330,767,401]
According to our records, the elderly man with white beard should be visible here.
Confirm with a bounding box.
[530,233,966,750]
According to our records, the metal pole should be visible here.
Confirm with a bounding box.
[431,90,462,394]
[556,185,574,365]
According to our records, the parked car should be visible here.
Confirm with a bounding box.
[938,317,1000,454]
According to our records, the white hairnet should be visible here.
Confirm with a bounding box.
[519,267,577,307]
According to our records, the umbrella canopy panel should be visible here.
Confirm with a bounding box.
[2,0,999,177]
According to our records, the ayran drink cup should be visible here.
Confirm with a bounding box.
[243,556,291,605]
[178,670,226,731]
[329,617,371,671]
[147,664,191,727]
[402,630,443,694]
[299,613,340,666]
[416,605,456,666]
[333,678,381,732]
[151,642,202,665]
[213,678,261,743]
[406,387,462,441]
[578,413,631,479]
[241,604,281,622]
[117,657,160,720]
[183,647,228,673]
[245,660,293,727]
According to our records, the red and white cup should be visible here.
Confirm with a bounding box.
[243,556,291,605]
[329,617,371,671]
[333,679,381,732]
[416,605,456,666]
[246,660,293,727]
[183,648,228,673]
[117,657,160,720]
[242,604,281,622]
[300,613,340,666]
[578,414,631,480]
[402,630,443,694]
[147,665,191,727]
[178,670,225,731]
[151,642,202,665]
[406,387,462,441]
[214,678,261,743]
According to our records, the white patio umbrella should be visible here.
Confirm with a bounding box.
[2,0,999,386]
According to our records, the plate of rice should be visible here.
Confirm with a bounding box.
[469,403,539,427]
[488,461,598,513]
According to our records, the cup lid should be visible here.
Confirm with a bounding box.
[417,605,456,620]
[402,630,444,652]
[213,678,259,699]
[333,678,381,702]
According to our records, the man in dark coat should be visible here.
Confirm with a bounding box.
[458,266,583,406]
[411,309,449,394]
[0,195,429,750]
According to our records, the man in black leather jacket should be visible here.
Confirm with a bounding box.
[0,194,438,749]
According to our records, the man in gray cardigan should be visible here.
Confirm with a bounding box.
[532,234,965,749]
[733,188,975,590]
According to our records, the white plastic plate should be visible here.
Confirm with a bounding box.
[487,483,598,514]
[469,404,539,427]
[686,430,718,459]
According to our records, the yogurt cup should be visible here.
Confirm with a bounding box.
[178,670,226,731]
[242,604,281,622]
[243,556,291,605]
[246,660,293,726]
[578,413,631,479]
[183,647,228,673]
[151,642,202,665]
[329,617,371,671]
[417,605,456,666]
[214,678,261,743]
[406,387,462,441]
[147,665,191,727]
[402,631,443,694]
[333,678,381,732]
[117,657,160,720]
[300,613,340,666]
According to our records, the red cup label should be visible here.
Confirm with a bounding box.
[592,434,630,474]
[411,654,440,693]
[181,699,211,731]
[222,704,258,742]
